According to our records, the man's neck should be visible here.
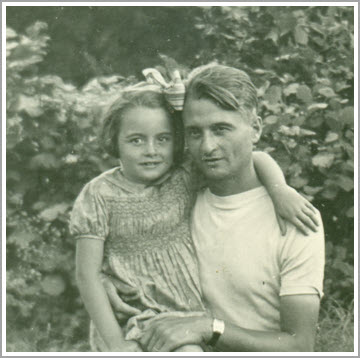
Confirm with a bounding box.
[208,163,262,197]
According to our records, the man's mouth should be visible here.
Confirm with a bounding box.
[203,158,222,164]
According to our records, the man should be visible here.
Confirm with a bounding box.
[138,64,325,352]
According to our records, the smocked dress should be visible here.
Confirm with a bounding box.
[69,166,205,351]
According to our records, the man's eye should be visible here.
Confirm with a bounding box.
[188,130,201,138]
[214,126,228,134]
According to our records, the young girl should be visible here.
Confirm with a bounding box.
[70,79,318,352]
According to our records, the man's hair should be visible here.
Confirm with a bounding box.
[185,64,258,116]
[101,90,184,165]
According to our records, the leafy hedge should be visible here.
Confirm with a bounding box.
[6,6,354,351]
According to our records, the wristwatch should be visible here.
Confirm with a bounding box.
[207,318,225,347]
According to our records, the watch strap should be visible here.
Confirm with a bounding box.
[207,318,225,347]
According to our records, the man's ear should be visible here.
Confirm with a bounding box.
[251,115,262,144]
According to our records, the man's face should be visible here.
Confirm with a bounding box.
[183,99,261,183]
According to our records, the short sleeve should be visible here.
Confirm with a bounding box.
[279,210,325,298]
[69,182,109,241]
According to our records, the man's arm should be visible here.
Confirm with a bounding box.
[139,294,320,352]
[215,294,320,351]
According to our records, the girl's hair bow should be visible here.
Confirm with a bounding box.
[124,68,185,111]
[143,68,185,111]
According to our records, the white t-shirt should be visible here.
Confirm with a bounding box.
[191,186,325,331]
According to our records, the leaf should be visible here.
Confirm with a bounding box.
[8,229,38,249]
[32,201,47,211]
[346,206,354,218]
[339,107,353,126]
[321,186,338,200]
[303,186,323,196]
[264,29,278,43]
[307,103,328,111]
[7,27,17,39]
[312,152,335,168]
[29,153,59,169]
[289,176,309,189]
[294,25,308,45]
[276,13,296,36]
[296,85,312,104]
[336,175,353,192]
[41,274,66,296]
[283,83,299,96]
[38,202,70,222]
[318,87,336,98]
[264,115,278,125]
[17,94,44,117]
[40,136,56,150]
[299,128,316,136]
[325,132,339,143]
[264,86,282,104]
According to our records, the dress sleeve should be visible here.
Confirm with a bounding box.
[279,210,325,298]
[69,182,109,241]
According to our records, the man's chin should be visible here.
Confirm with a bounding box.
[201,167,227,181]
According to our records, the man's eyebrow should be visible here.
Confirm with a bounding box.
[185,125,200,130]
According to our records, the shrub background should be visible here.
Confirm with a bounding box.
[6,6,354,352]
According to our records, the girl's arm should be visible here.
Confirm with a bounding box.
[253,151,319,236]
[76,239,141,352]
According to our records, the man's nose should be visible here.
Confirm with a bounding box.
[200,132,217,155]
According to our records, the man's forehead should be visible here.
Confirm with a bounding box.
[183,100,252,127]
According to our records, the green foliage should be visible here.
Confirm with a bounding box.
[6,21,133,348]
[195,5,354,305]
[6,6,354,352]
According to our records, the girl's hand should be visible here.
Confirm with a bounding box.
[269,185,319,236]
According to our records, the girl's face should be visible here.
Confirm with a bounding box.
[117,106,174,185]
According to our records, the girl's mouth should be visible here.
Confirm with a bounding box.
[140,161,162,168]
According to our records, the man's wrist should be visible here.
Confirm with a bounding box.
[199,315,214,343]
[206,318,225,347]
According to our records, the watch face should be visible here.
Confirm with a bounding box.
[213,318,225,334]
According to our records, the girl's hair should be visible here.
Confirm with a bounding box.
[101,90,184,166]
[185,64,258,119]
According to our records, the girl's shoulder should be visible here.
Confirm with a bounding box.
[77,166,142,204]
[82,167,122,196]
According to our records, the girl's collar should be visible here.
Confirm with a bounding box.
[103,166,173,193]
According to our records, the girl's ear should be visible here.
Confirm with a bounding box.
[251,115,262,144]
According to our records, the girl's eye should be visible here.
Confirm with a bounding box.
[158,136,172,143]
[130,138,143,145]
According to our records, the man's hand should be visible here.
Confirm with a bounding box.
[109,339,143,352]
[139,315,213,352]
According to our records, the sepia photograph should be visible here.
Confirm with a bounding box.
[3,2,357,353]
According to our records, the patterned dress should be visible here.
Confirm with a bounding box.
[70,166,205,350]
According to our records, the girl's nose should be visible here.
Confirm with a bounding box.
[145,139,158,156]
